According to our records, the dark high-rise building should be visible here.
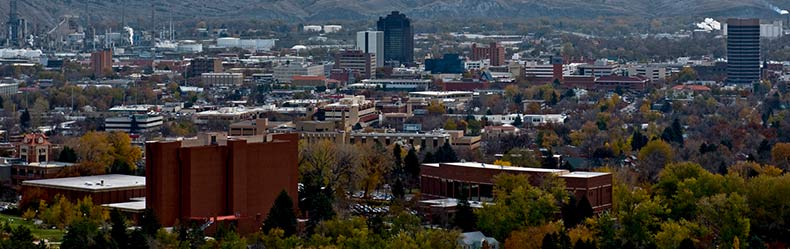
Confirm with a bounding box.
[377,11,414,66]
[425,54,464,74]
[188,57,223,77]
[726,18,761,85]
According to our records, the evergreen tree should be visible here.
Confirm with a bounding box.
[512,115,523,127]
[550,93,558,105]
[454,195,477,232]
[392,178,405,199]
[140,208,161,236]
[110,209,129,249]
[573,239,597,249]
[404,148,421,184]
[561,195,580,228]
[576,196,594,222]
[62,220,102,249]
[129,115,140,134]
[20,109,30,129]
[127,230,148,249]
[631,130,648,152]
[678,238,695,249]
[262,190,297,236]
[57,146,78,163]
[563,89,575,99]
[423,151,436,164]
[298,172,335,234]
[542,233,560,249]
[435,142,458,163]
[671,118,684,145]
[7,226,45,249]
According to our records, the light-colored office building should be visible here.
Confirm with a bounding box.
[273,63,325,83]
[356,31,384,68]
[201,72,244,87]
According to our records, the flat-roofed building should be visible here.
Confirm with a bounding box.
[323,95,379,128]
[408,91,474,102]
[105,114,164,133]
[359,79,431,91]
[21,174,145,205]
[420,162,612,212]
[0,83,18,95]
[595,75,649,91]
[193,106,266,124]
[348,131,452,151]
[291,75,327,88]
[201,72,244,87]
[578,63,619,77]
[229,118,268,136]
[356,31,385,68]
[334,50,376,80]
[273,63,325,83]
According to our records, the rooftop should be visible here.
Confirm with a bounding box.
[424,162,569,174]
[102,199,146,212]
[22,174,145,192]
[424,162,611,178]
[560,171,611,178]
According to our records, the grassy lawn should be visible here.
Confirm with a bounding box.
[0,213,65,242]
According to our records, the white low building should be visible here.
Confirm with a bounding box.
[359,79,431,90]
[446,113,568,126]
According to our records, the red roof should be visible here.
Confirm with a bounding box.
[18,133,50,146]
[671,85,711,91]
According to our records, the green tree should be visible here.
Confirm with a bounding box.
[697,193,750,248]
[467,119,482,136]
[263,190,297,236]
[613,184,666,248]
[6,226,45,249]
[443,119,458,130]
[476,174,565,241]
[637,139,674,181]
[745,175,790,244]
[62,219,108,249]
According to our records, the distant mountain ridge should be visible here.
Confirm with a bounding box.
[0,0,785,28]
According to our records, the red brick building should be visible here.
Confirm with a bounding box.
[594,75,649,91]
[420,162,612,212]
[91,49,113,78]
[471,42,506,66]
[145,133,299,234]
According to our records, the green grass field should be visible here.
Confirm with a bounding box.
[0,213,65,242]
